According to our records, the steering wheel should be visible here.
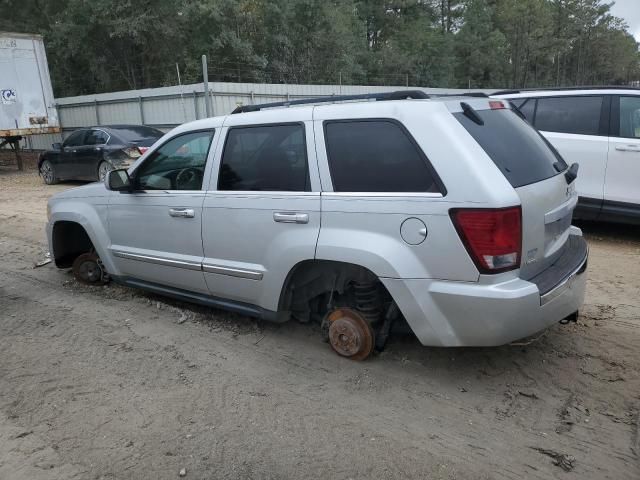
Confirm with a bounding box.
[175,167,203,190]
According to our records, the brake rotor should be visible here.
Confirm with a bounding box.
[327,308,375,361]
[72,252,103,284]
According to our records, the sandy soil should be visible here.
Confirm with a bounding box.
[0,169,638,480]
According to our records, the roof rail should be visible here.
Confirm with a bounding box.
[433,92,489,98]
[492,85,640,96]
[231,90,429,114]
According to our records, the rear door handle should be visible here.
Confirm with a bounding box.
[169,208,195,218]
[273,212,309,224]
[615,145,640,152]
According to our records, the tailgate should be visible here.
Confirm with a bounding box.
[452,101,578,279]
[516,174,578,279]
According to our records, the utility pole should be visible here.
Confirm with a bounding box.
[202,55,212,117]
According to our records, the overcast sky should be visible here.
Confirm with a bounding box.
[610,0,640,42]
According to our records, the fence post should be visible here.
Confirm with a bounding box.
[138,96,144,124]
[202,55,212,117]
[193,91,199,120]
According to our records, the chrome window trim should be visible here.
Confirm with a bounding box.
[204,190,320,197]
[321,192,444,198]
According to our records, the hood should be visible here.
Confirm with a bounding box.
[50,181,108,201]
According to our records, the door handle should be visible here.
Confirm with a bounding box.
[615,145,640,152]
[273,212,309,224]
[169,208,195,218]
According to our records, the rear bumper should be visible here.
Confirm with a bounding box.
[382,233,588,347]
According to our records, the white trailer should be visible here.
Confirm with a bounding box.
[0,32,60,169]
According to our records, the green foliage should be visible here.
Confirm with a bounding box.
[0,0,638,95]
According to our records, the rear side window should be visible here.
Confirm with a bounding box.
[454,108,566,188]
[534,96,603,135]
[218,124,309,192]
[324,120,441,193]
[85,130,109,145]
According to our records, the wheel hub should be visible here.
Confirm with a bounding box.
[327,308,374,361]
[72,252,103,284]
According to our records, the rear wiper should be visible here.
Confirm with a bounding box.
[460,102,484,126]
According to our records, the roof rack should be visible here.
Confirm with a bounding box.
[492,85,640,96]
[432,92,489,98]
[231,90,429,114]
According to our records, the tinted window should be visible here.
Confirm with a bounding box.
[114,126,164,141]
[324,120,440,193]
[219,124,309,191]
[85,130,109,145]
[455,108,566,188]
[64,130,86,147]
[135,131,213,190]
[515,98,535,121]
[535,96,603,135]
[619,96,640,139]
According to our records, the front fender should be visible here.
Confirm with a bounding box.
[47,197,118,275]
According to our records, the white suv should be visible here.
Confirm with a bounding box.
[46,91,587,360]
[494,87,640,224]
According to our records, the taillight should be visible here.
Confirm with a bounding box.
[138,146,149,154]
[489,100,505,110]
[450,207,522,274]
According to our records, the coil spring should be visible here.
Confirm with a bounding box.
[353,281,382,324]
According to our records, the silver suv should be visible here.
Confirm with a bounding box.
[46,91,588,360]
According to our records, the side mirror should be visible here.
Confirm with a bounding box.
[52,142,62,150]
[105,169,132,191]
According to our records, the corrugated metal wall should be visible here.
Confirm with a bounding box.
[25,82,475,150]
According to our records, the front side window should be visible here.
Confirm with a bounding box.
[218,124,309,191]
[134,130,213,191]
[324,120,441,193]
[534,96,603,136]
[619,96,640,139]
[64,130,86,147]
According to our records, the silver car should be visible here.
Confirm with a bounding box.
[46,91,587,360]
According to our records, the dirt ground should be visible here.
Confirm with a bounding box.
[0,168,638,480]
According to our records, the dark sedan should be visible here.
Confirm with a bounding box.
[38,125,164,184]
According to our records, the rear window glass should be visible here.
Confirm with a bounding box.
[114,126,164,141]
[454,108,566,188]
[534,96,603,135]
[324,120,441,193]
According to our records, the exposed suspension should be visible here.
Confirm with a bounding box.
[353,281,383,324]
